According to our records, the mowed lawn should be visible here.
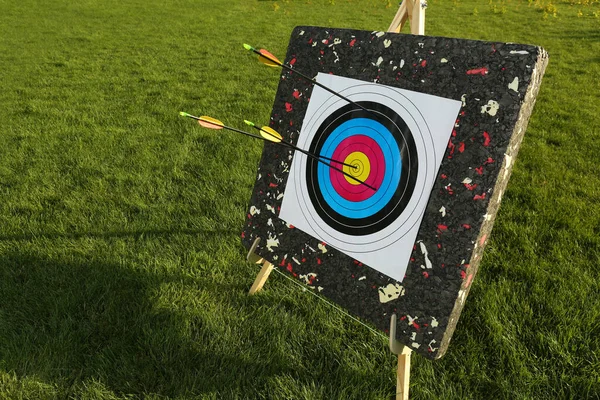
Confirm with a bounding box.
[0,0,598,399]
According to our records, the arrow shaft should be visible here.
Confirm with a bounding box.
[183,113,376,191]
[253,48,372,115]
[251,126,375,191]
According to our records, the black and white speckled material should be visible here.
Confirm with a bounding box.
[241,26,547,359]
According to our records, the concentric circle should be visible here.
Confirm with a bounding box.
[305,101,418,236]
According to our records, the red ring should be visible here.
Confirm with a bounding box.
[329,135,386,201]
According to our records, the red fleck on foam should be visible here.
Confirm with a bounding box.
[308,38,313,44]
[464,183,477,190]
[458,142,465,153]
[483,131,491,146]
[422,271,429,278]
[292,90,300,99]
[349,38,356,46]
[452,129,457,137]
[320,50,324,55]
[466,67,489,75]
[441,174,448,179]
[473,193,486,200]
[420,60,427,67]
[317,258,322,265]
[448,140,455,157]
[287,263,293,272]
[301,258,306,262]
[437,244,442,249]
[289,120,293,126]
[269,183,279,188]
[475,166,484,175]
[289,58,296,66]
[462,224,471,229]
[323,39,329,44]
[484,157,494,165]
[460,270,467,279]
[289,224,294,229]
[437,224,448,232]
[460,111,466,116]
[279,258,286,267]
[400,315,407,321]
[285,102,293,112]
[241,232,245,238]
[412,321,420,329]
[247,213,252,219]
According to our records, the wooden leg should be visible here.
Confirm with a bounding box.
[249,260,274,295]
[411,0,425,35]
[396,346,412,400]
[388,0,409,33]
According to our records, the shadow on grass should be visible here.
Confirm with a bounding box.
[0,228,234,242]
[0,250,300,398]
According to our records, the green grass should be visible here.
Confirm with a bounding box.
[0,0,599,398]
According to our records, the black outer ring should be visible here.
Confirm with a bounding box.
[305,101,419,236]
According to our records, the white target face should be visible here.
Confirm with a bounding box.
[279,74,461,282]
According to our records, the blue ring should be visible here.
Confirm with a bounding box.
[316,118,402,219]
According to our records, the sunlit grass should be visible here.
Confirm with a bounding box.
[0,0,598,399]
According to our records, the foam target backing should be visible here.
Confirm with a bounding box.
[242,27,547,359]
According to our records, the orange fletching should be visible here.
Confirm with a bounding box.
[258,49,281,67]
[198,116,224,129]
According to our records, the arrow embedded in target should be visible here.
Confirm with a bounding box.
[243,120,357,170]
[243,43,373,115]
[179,112,376,191]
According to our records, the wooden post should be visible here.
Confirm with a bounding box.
[388,0,426,35]
[249,260,274,295]
[396,346,412,400]
[390,314,412,399]
[246,237,275,295]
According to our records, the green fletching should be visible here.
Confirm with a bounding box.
[179,111,191,117]
[243,120,255,127]
[243,43,254,51]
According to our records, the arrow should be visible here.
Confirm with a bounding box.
[243,120,357,170]
[243,120,375,191]
[243,44,373,115]
[179,112,376,191]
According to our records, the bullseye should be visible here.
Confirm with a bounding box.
[305,100,419,236]
[343,152,370,185]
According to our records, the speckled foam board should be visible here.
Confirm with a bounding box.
[241,26,548,359]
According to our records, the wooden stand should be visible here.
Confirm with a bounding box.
[388,0,426,35]
[246,3,423,397]
[247,238,274,295]
[389,314,412,400]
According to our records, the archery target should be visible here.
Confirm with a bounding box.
[279,74,461,282]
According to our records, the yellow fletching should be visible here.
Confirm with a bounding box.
[198,116,224,129]
[260,126,283,143]
[258,49,280,67]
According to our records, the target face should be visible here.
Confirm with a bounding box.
[280,74,461,282]
[307,101,418,236]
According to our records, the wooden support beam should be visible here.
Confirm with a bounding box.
[388,0,426,35]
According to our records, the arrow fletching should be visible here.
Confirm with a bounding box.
[258,49,280,67]
[259,126,283,143]
[198,116,224,129]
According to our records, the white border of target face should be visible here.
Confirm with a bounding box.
[279,74,461,282]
